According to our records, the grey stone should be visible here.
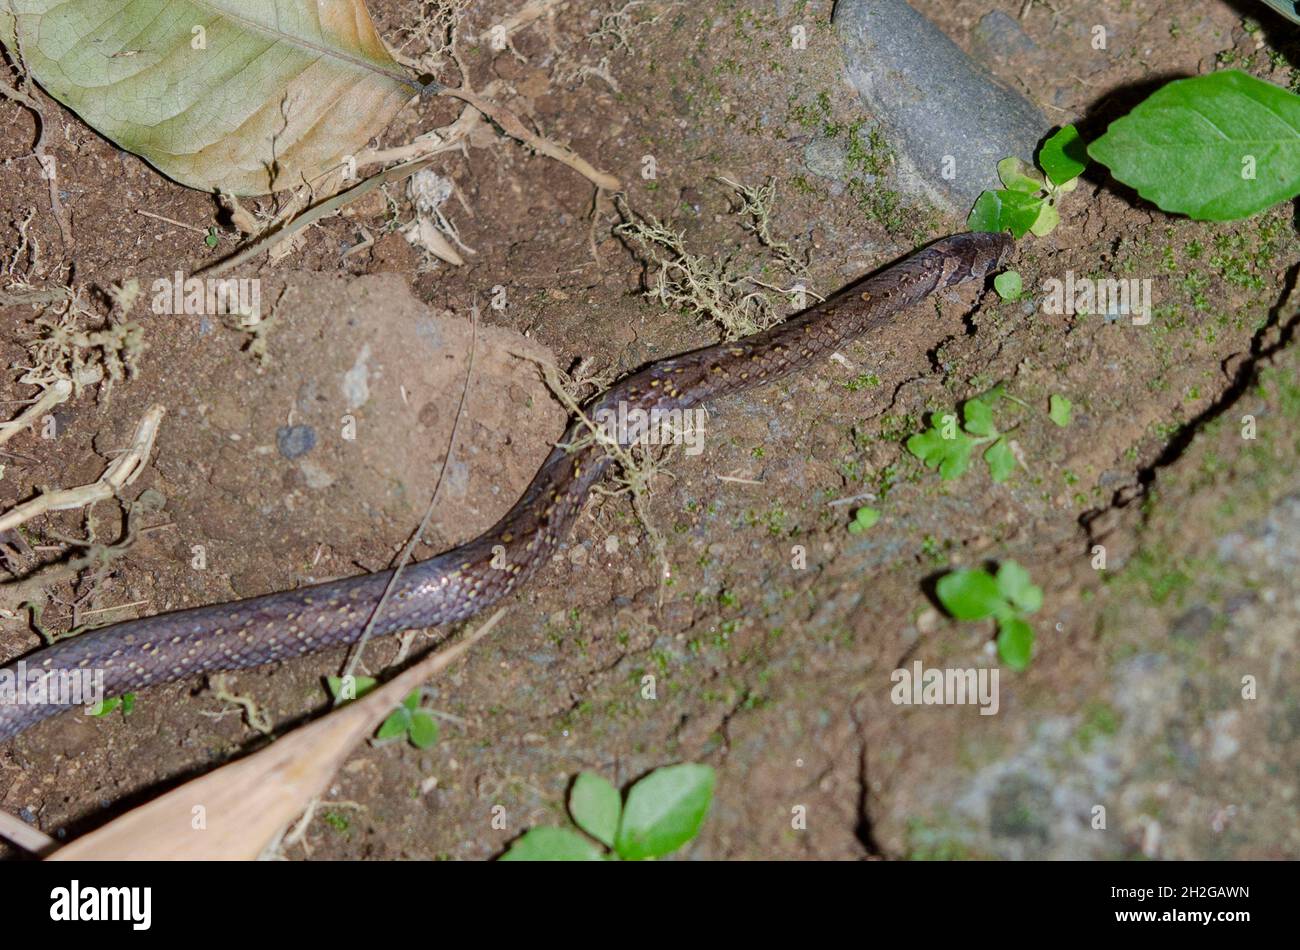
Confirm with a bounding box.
[834,0,1048,212]
[803,138,848,180]
[276,424,317,460]
[972,9,1039,63]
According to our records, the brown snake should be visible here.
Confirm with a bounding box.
[0,231,1012,741]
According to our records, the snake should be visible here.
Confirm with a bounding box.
[0,231,1012,741]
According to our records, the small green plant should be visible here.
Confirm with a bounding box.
[906,387,1019,482]
[935,561,1043,670]
[993,269,1022,301]
[847,506,880,533]
[1089,70,1300,221]
[376,690,440,749]
[1049,394,1073,427]
[325,676,438,749]
[89,693,136,718]
[968,125,1086,237]
[500,764,716,861]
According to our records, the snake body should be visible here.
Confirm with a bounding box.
[0,232,1011,741]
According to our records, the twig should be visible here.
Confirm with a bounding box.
[0,808,55,856]
[439,86,620,191]
[197,158,438,277]
[0,405,164,534]
[0,378,72,448]
[341,298,480,681]
[136,209,207,235]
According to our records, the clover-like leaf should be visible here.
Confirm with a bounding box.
[376,707,411,741]
[1028,200,1060,237]
[962,398,997,437]
[907,426,975,481]
[615,764,715,860]
[407,710,440,749]
[1038,124,1088,188]
[993,270,1022,301]
[848,506,881,534]
[935,569,1004,621]
[967,188,1044,238]
[569,772,622,849]
[997,156,1045,193]
[1049,394,1073,427]
[326,675,378,704]
[983,437,1016,483]
[996,561,1043,614]
[499,827,606,862]
[997,616,1035,671]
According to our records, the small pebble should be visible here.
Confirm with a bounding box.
[276,424,317,460]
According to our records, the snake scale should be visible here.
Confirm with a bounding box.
[0,231,1012,741]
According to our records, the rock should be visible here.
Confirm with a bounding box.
[276,424,317,460]
[833,0,1048,211]
[971,10,1039,64]
[803,138,848,180]
[173,273,564,559]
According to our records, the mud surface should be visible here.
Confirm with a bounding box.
[0,1,1296,858]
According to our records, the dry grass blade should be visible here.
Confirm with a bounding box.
[47,609,505,860]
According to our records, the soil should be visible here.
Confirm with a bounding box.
[0,0,1296,859]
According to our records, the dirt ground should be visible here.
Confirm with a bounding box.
[0,0,1296,859]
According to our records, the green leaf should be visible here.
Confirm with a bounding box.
[615,764,715,860]
[401,689,421,711]
[1038,124,1088,187]
[569,772,622,848]
[962,397,997,437]
[407,711,440,749]
[1049,394,1073,427]
[120,693,136,716]
[499,827,605,862]
[993,270,1022,301]
[983,437,1016,483]
[996,561,1043,614]
[848,506,881,534]
[997,156,1045,193]
[0,0,417,195]
[935,569,1004,621]
[1027,200,1060,237]
[376,708,410,740]
[1087,70,1300,221]
[90,697,121,717]
[907,426,975,480]
[967,188,1044,238]
[325,675,377,704]
[997,617,1035,671]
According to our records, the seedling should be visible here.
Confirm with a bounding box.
[993,270,1022,301]
[500,763,715,861]
[935,561,1043,670]
[325,676,438,749]
[968,125,1087,238]
[847,506,880,533]
[906,387,1021,483]
[1049,394,1073,427]
[89,693,136,718]
[376,690,440,749]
